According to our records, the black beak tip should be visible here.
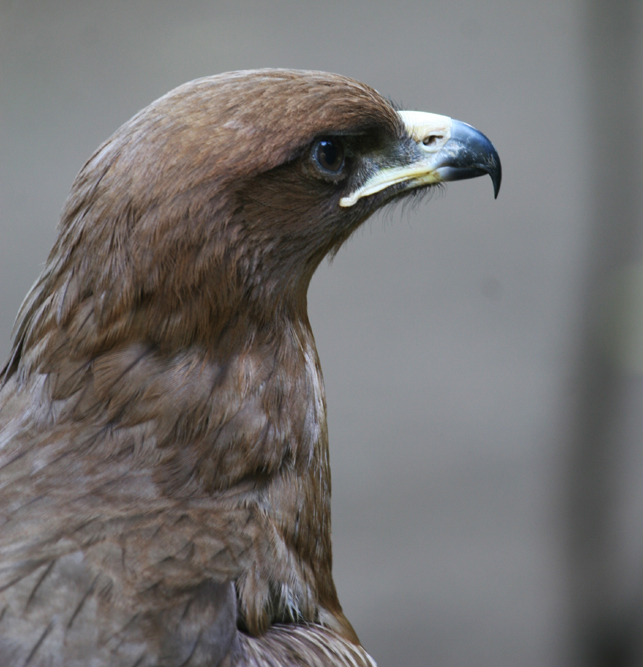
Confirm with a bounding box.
[473,130,501,200]
[491,156,502,199]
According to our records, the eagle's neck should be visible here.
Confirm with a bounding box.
[5,293,354,639]
[3,239,356,639]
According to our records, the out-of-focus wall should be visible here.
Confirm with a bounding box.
[1,2,640,665]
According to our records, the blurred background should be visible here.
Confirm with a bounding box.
[1,1,642,665]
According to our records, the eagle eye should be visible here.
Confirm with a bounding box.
[313,139,345,175]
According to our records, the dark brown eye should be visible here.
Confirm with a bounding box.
[422,134,441,147]
[314,139,345,173]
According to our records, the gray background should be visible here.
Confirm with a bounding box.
[1,2,642,666]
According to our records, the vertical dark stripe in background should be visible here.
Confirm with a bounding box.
[566,2,643,666]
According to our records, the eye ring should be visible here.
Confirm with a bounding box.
[313,138,345,174]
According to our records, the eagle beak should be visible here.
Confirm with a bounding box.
[339,110,501,207]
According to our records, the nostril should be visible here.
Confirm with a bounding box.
[422,134,442,147]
